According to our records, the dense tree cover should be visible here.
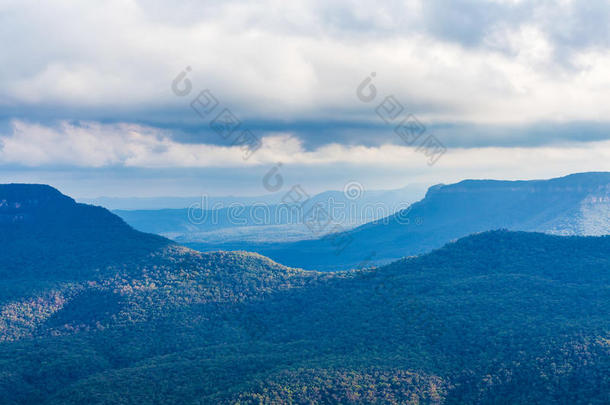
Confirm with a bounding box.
[1,185,610,404]
[231,368,446,404]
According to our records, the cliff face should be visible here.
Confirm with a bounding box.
[417,172,610,236]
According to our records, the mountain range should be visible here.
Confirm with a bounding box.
[183,172,610,270]
[111,186,425,244]
[0,182,609,403]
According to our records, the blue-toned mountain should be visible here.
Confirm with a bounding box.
[202,172,610,270]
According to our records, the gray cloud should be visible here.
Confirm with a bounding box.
[420,0,610,62]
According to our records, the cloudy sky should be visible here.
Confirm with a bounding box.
[1,0,609,198]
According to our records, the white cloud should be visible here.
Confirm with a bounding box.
[1,0,609,125]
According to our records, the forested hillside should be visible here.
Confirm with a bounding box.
[1,185,609,404]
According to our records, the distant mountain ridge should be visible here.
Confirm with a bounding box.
[402,171,610,237]
[186,172,610,270]
[112,185,425,243]
[82,185,426,210]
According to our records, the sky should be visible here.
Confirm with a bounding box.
[1,0,609,198]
